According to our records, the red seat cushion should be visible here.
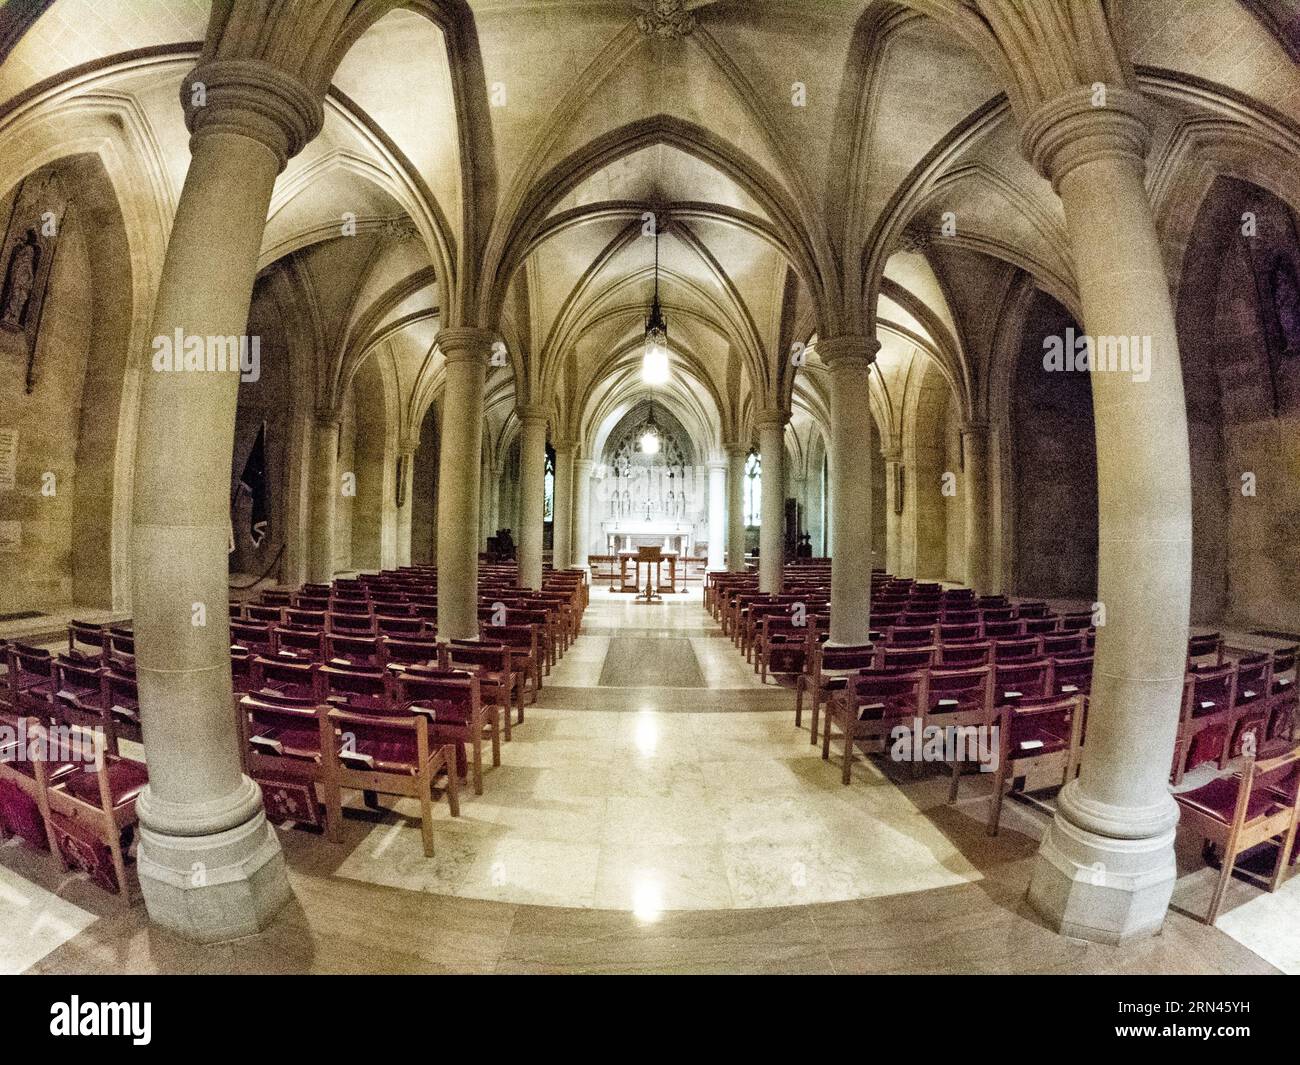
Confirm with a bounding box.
[1176,776,1281,825]
[1011,725,1069,757]
[60,758,148,808]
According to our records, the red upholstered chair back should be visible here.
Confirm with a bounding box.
[246,604,284,624]
[241,697,325,758]
[1001,695,1080,757]
[1040,632,1084,656]
[375,615,425,638]
[982,620,1021,639]
[926,665,992,714]
[1060,612,1095,633]
[1186,665,1235,717]
[1022,616,1061,635]
[1051,652,1093,696]
[382,636,441,669]
[395,669,479,728]
[251,655,322,701]
[993,637,1041,663]
[888,625,935,647]
[940,641,992,667]
[273,625,326,661]
[325,633,384,668]
[68,621,108,664]
[995,660,1053,703]
[328,612,378,636]
[231,620,274,656]
[442,641,511,674]
[327,707,424,773]
[939,623,981,643]
[329,598,373,617]
[849,669,926,718]
[320,664,392,714]
[1233,654,1271,706]
[284,608,326,630]
[819,644,876,673]
[876,645,936,672]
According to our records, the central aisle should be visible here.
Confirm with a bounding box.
[330,584,984,912]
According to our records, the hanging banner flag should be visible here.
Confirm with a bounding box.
[236,421,270,549]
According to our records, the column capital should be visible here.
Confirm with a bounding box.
[817,334,880,370]
[516,403,548,428]
[723,441,748,459]
[1021,87,1151,192]
[753,409,790,432]
[573,456,595,471]
[398,436,420,457]
[552,437,574,454]
[880,446,903,465]
[437,327,498,365]
[183,60,323,171]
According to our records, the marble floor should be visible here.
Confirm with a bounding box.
[1,584,1292,974]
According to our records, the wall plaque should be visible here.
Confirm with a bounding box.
[0,427,15,492]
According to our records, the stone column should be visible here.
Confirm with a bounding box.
[486,462,501,546]
[1022,89,1193,943]
[881,446,902,577]
[307,411,339,585]
[960,421,990,594]
[756,412,788,594]
[479,452,494,550]
[130,60,323,941]
[571,457,593,568]
[819,337,879,645]
[516,407,548,589]
[707,459,727,571]
[552,441,574,573]
[394,440,417,568]
[435,328,493,640]
[725,443,747,571]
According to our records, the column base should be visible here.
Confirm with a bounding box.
[1027,807,1177,945]
[137,805,292,944]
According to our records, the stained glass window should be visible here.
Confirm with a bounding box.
[744,450,761,527]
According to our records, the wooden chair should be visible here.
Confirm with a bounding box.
[237,692,331,834]
[1172,664,1237,784]
[993,659,1053,704]
[0,717,79,852]
[41,724,149,905]
[480,623,542,704]
[1188,632,1225,671]
[1050,652,1093,697]
[67,620,110,665]
[796,642,874,744]
[7,643,54,717]
[321,705,458,857]
[397,667,495,796]
[1174,746,1300,924]
[822,669,926,785]
[1227,653,1273,760]
[441,640,522,741]
[51,656,117,754]
[232,619,276,657]
[250,655,324,701]
[980,695,1084,835]
[271,625,326,662]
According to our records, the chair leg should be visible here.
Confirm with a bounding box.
[947,759,962,804]
[471,731,484,796]
[821,707,833,761]
[795,683,804,728]
[810,692,821,745]
[323,775,343,844]
[107,826,131,908]
[986,765,1007,836]
[1206,843,1236,925]
[418,780,435,858]
[1269,817,1299,893]
[443,745,460,818]
[490,709,502,767]
[841,727,854,786]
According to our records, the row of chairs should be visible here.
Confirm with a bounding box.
[1174,647,1298,783]
[1,639,148,904]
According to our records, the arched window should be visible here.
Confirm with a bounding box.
[543,449,555,523]
[744,450,761,527]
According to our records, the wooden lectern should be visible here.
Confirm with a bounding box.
[635,545,663,603]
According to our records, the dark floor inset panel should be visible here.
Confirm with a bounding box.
[597,637,706,688]
[0,611,45,622]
